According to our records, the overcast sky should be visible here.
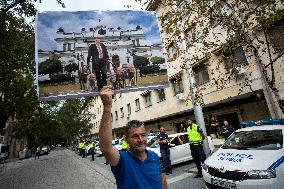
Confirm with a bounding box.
[35,0,161,51]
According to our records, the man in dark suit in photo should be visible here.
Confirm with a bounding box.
[87,37,109,91]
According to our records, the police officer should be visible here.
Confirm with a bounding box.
[78,140,83,157]
[186,119,206,178]
[79,140,86,158]
[89,141,96,161]
[121,135,129,151]
[157,127,172,175]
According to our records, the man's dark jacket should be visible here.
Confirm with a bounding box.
[87,43,109,64]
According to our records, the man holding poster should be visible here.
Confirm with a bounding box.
[87,37,109,91]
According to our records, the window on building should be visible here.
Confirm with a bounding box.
[67,43,72,51]
[224,46,248,71]
[167,41,179,61]
[156,89,166,102]
[268,19,284,53]
[170,76,184,95]
[115,111,118,120]
[135,99,141,111]
[63,43,67,51]
[143,92,152,107]
[136,39,140,46]
[127,103,131,116]
[185,26,196,43]
[120,108,124,118]
[193,64,210,85]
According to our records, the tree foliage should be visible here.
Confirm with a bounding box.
[150,56,165,64]
[0,0,39,130]
[0,0,96,149]
[133,55,150,68]
[39,58,63,75]
[64,62,78,74]
[56,98,94,140]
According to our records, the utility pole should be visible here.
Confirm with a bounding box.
[181,33,211,156]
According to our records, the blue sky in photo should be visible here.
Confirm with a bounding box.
[37,10,162,51]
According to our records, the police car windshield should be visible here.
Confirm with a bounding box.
[222,129,283,150]
[146,136,174,148]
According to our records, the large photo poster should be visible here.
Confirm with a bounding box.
[36,10,169,101]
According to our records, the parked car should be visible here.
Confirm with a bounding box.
[0,143,9,160]
[202,125,284,189]
[147,132,158,143]
[146,133,215,165]
[19,148,32,160]
[95,142,102,156]
[112,139,123,151]
[40,146,50,155]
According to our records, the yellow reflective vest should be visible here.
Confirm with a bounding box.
[121,139,129,150]
[187,123,203,144]
[79,142,83,149]
[79,141,86,149]
[89,142,95,149]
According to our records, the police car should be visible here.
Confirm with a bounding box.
[147,133,215,165]
[202,121,284,189]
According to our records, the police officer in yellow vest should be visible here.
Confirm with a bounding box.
[79,140,86,158]
[121,135,129,151]
[89,141,96,161]
[78,140,83,157]
[186,118,206,178]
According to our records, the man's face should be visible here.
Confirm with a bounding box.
[187,119,192,125]
[126,126,147,153]
[224,121,228,126]
[159,127,165,133]
[95,38,101,44]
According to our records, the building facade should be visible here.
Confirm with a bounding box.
[88,0,284,139]
[38,25,164,80]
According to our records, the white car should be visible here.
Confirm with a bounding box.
[40,146,50,155]
[146,133,215,165]
[202,125,284,189]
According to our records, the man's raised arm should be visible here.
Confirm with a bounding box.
[99,86,120,166]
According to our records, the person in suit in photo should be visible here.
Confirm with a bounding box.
[87,37,109,91]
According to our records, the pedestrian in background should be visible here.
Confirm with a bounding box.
[99,86,167,189]
[79,140,86,158]
[35,146,40,160]
[186,119,206,178]
[89,141,95,161]
[220,120,235,140]
[157,127,172,175]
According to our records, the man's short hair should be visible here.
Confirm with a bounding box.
[112,54,119,60]
[125,120,144,137]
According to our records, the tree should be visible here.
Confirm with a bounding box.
[0,0,65,130]
[133,55,150,68]
[55,98,94,140]
[64,62,78,74]
[150,56,165,65]
[39,58,63,75]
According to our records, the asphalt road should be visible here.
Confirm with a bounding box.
[0,148,206,189]
[0,147,115,189]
